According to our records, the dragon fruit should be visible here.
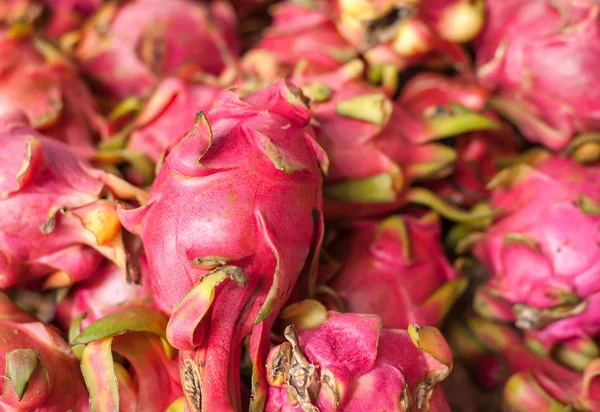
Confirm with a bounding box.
[126,78,223,164]
[265,301,453,411]
[465,155,600,351]
[475,0,600,151]
[0,110,147,290]
[0,292,89,411]
[71,307,184,412]
[0,35,106,156]
[245,0,355,81]
[54,257,155,331]
[449,316,600,411]
[73,0,239,99]
[332,0,482,73]
[118,81,326,411]
[427,127,519,208]
[0,0,102,38]
[320,213,466,329]
[298,63,498,220]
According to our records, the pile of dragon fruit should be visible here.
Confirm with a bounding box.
[1,0,599,410]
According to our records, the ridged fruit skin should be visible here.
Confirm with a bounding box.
[248,0,355,78]
[118,81,326,411]
[127,78,223,163]
[74,0,239,99]
[323,214,465,328]
[0,292,89,411]
[0,111,147,290]
[299,65,497,221]
[265,307,453,411]
[0,36,106,156]
[475,0,600,150]
[55,257,155,331]
[398,72,519,207]
[472,156,600,349]
[71,307,184,412]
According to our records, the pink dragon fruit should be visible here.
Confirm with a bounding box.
[332,0,482,73]
[126,78,223,164]
[0,292,89,411]
[0,0,102,38]
[73,0,239,99]
[245,0,355,80]
[265,301,453,411]
[54,257,155,331]
[449,316,600,411]
[297,63,498,220]
[118,81,326,411]
[427,128,519,208]
[40,0,102,38]
[468,155,600,351]
[0,35,106,156]
[475,0,600,151]
[321,213,466,329]
[71,307,184,412]
[0,110,147,290]
[397,71,520,207]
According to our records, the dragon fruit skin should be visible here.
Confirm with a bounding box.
[118,81,326,411]
[425,128,520,208]
[0,36,106,157]
[74,0,239,99]
[323,214,465,329]
[250,0,355,78]
[71,307,183,412]
[301,65,498,221]
[472,156,600,349]
[127,78,223,163]
[40,0,102,38]
[397,72,519,206]
[54,257,155,331]
[0,111,147,290]
[265,305,453,411]
[449,316,600,411]
[0,292,89,411]
[0,0,102,38]
[475,0,600,151]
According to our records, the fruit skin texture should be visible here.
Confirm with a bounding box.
[127,78,223,163]
[324,213,465,329]
[0,111,147,290]
[475,0,600,150]
[118,81,326,411]
[74,0,239,99]
[301,65,496,220]
[0,292,89,411]
[472,156,600,349]
[70,307,184,412]
[265,306,453,411]
[0,36,106,156]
